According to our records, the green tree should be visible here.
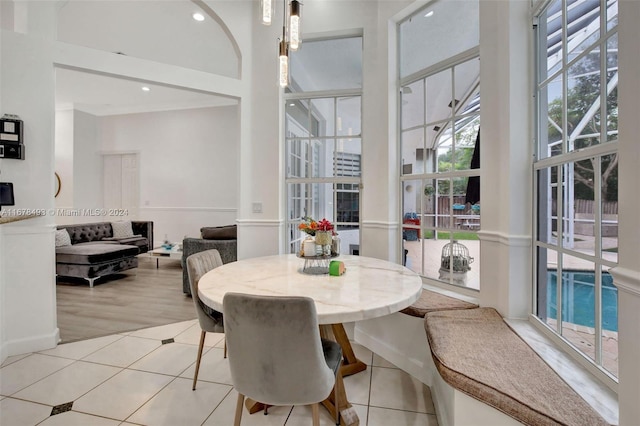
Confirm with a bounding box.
[545,43,618,201]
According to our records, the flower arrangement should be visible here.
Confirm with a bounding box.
[298,217,335,237]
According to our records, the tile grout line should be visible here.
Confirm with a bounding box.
[199,386,235,426]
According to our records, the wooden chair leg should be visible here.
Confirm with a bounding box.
[192,330,206,390]
[234,393,245,426]
[224,337,227,359]
[334,366,342,425]
[312,403,320,426]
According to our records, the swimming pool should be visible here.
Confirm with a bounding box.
[546,271,618,332]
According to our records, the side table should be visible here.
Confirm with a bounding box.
[148,246,182,268]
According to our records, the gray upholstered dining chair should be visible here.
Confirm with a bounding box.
[223,293,343,426]
[186,249,226,391]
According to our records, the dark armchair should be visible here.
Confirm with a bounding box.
[181,225,237,295]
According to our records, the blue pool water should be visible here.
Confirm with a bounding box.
[547,271,618,332]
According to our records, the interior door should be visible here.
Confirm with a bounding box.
[103,153,139,219]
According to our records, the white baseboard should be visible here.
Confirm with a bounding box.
[1,328,60,362]
[354,313,433,386]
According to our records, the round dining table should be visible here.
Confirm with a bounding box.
[198,253,423,426]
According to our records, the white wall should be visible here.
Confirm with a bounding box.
[1,15,59,362]
[100,106,239,243]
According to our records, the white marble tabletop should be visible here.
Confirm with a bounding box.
[198,254,423,324]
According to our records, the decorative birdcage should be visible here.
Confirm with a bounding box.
[440,240,473,273]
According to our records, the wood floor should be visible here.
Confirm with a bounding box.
[56,256,196,343]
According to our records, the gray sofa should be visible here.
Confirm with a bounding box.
[181,225,237,295]
[56,221,154,287]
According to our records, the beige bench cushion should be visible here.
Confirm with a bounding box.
[400,289,478,317]
[424,308,609,426]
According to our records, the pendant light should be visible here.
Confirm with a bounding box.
[289,0,302,51]
[261,0,274,25]
[262,1,303,88]
[279,38,289,88]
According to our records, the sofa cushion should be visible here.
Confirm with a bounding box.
[59,222,113,244]
[56,244,139,265]
[55,229,72,247]
[112,221,134,238]
[201,225,237,240]
[114,236,149,252]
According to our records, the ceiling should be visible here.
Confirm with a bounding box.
[55,68,237,116]
[53,0,481,119]
[55,0,239,116]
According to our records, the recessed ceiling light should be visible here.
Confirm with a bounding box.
[141,86,151,92]
[193,12,205,21]
[289,103,295,106]
[424,10,434,18]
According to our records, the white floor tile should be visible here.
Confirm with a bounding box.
[369,367,435,414]
[342,367,371,406]
[129,320,196,340]
[179,347,232,386]
[128,342,198,376]
[372,354,398,369]
[1,353,31,367]
[0,397,52,425]
[0,320,442,426]
[82,336,161,368]
[351,403,369,425]
[203,390,292,426]
[13,361,121,406]
[73,369,173,420]
[213,337,226,350]
[286,403,342,425]
[174,324,225,347]
[39,410,121,426]
[127,377,231,426]
[0,354,74,396]
[351,342,373,366]
[39,335,123,360]
[367,406,439,426]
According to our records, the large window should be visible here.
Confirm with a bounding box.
[285,37,362,255]
[399,1,481,290]
[534,0,619,380]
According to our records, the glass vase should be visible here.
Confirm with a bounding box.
[315,231,332,256]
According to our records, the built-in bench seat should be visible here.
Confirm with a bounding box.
[424,307,610,426]
[400,289,478,317]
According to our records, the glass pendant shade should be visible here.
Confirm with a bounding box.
[289,0,302,51]
[261,0,274,25]
[279,40,289,88]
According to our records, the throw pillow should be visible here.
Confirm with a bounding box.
[200,225,237,240]
[111,221,134,238]
[55,229,71,247]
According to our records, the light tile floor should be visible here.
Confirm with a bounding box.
[1,320,439,426]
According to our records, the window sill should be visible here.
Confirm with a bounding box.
[420,283,618,424]
[506,318,618,425]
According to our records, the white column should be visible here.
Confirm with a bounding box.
[478,0,533,318]
[0,3,59,361]
[610,0,640,423]
[237,0,284,260]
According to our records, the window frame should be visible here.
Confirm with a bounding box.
[532,0,619,388]
[284,36,363,255]
[398,46,481,291]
